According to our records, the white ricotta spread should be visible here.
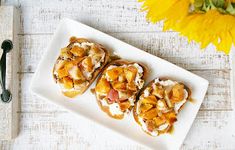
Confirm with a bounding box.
[155,78,177,87]
[82,71,93,80]
[143,87,151,97]
[157,100,168,112]
[133,63,144,89]
[106,65,118,71]
[68,66,79,80]
[100,99,123,116]
[158,123,169,131]
[137,117,169,136]
[91,51,105,69]
[138,117,158,136]
[73,42,94,49]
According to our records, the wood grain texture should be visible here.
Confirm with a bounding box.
[0,0,234,149]
[0,6,20,140]
[18,0,159,34]
[0,111,234,150]
[20,34,230,73]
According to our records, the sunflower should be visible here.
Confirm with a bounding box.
[139,0,235,54]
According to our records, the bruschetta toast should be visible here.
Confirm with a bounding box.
[95,60,148,119]
[133,78,191,136]
[53,37,109,98]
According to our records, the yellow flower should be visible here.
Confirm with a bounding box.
[140,0,190,23]
[139,0,235,54]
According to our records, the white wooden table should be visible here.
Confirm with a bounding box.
[1,0,235,149]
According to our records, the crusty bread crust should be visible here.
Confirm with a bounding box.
[95,59,148,120]
[133,78,192,136]
[53,38,110,98]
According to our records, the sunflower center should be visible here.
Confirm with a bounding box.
[192,0,235,15]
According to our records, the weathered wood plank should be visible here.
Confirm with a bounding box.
[2,0,18,5]
[20,69,231,113]
[0,111,234,150]
[231,50,235,111]
[111,33,230,70]
[18,0,160,34]
[192,70,231,110]
[182,111,235,150]
[0,6,20,140]
[20,33,230,73]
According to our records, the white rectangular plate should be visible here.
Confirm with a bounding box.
[30,18,209,150]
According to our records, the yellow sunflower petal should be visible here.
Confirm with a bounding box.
[140,0,235,54]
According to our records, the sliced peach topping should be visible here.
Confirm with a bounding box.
[126,82,137,91]
[62,77,73,89]
[118,74,126,82]
[67,65,85,80]
[146,120,157,132]
[164,111,177,124]
[70,46,85,57]
[64,61,74,71]
[92,53,102,63]
[76,67,85,80]
[153,117,166,127]
[54,60,66,72]
[118,90,132,101]
[72,57,85,65]
[69,37,89,43]
[106,67,123,81]
[171,83,185,102]
[124,66,137,83]
[90,45,101,54]
[139,103,153,113]
[73,79,84,86]
[164,87,173,108]
[57,67,69,78]
[112,81,126,91]
[141,108,158,120]
[141,95,158,106]
[60,47,72,59]
[119,101,131,111]
[152,85,165,99]
[76,38,89,43]
[82,57,93,72]
[95,78,111,94]
[69,36,77,43]
[74,80,87,90]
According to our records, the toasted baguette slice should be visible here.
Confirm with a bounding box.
[53,37,109,98]
[95,60,148,119]
[133,78,191,136]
